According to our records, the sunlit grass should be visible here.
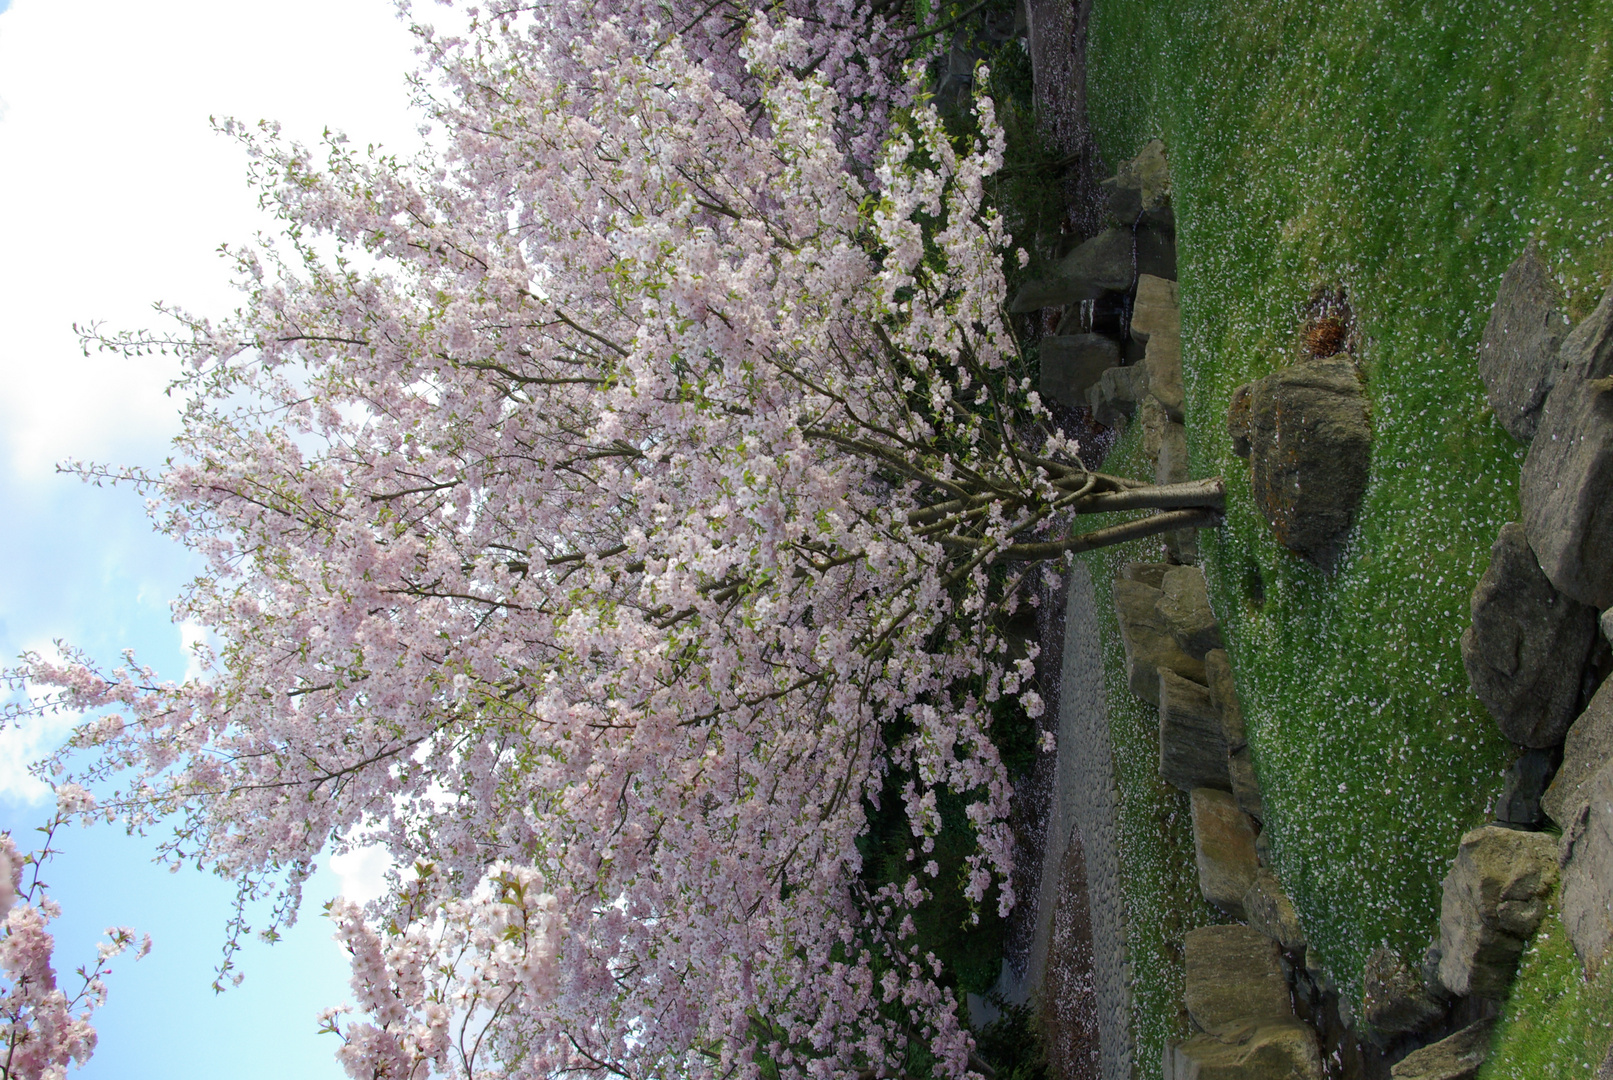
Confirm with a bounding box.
[1480,912,1613,1077]
[1079,0,1613,1054]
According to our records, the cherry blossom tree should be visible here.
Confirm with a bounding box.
[0,807,147,1080]
[10,6,1220,1079]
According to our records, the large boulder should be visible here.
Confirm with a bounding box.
[1161,669,1232,792]
[1132,274,1185,421]
[1158,566,1224,659]
[1123,561,1172,589]
[1435,826,1559,998]
[1191,788,1260,918]
[1008,228,1135,312]
[1242,868,1306,952]
[1362,947,1444,1038]
[1520,284,1613,608]
[1228,356,1372,571]
[1205,649,1264,820]
[1182,925,1293,1034]
[1164,1021,1321,1080]
[1086,363,1149,427]
[1102,138,1170,228]
[1561,757,1613,976]
[1387,1018,1495,1080]
[1039,333,1121,407]
[1477,247,1572,442]
[1114,576,1205,704]
[1459,522,1598,747]
[1543,679,1613,827]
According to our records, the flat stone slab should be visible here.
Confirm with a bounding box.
[1158,566,1223,659]
[1362,946,1443,1037]
[1165,1020,1321,1080]
[1086,364,1149,427]
[1133,274,1185,420]
[1040,333,1122,407]
[1243,868,1305,951]
[1388,1018,1495,1080]
[1521,283,1613,608]
[1161,668,1232,793]
[1114,577,1205,705]
[1543,678,1613,828]
[1182,924,1293,1035]
[1460,521,1598,747]
[1008,228,1135,312]
[1102,138,1170,227]
[1478,247,1571,442]
[1191,787,1260,918]
[1205,649,1264,820]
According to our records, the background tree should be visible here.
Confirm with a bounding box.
[12,7,1219,1079]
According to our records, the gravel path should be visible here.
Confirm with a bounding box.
[1030,561,1132,1080]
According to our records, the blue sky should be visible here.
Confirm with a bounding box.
[0,1,435,1074]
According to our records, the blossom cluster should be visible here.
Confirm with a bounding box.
[0,818,146,1080]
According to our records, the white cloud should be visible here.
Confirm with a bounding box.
[328,843,395,905]
[0,0,430,483]
[0,641,82,805]
[178,618,215,682]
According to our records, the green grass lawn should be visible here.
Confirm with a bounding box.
[1481,912,1613,1077]
[1074,0,1613,1062]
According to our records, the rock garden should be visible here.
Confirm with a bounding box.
[966,0,1613,1077]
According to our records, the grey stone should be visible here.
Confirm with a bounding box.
[1141,394,1169,464]
[1039,333,1121,407]
[1113,577,1205,705]
[1477,247,1571,441]
[1362,947,1444,1037]
[1102,138,1169,227]
[1599,1039,1613,1080]
[1132,274,1185,420]
[1460,522,1598,747]
[1604,608,1613,646]
[1161,669,1232,792]
[1007,228,1136,313]
[1205,649,1265,820]
[1158,566,1224,659]
[1231,356,1372,571]
[1192,788,1260,918]
[1494,747,1560,830]
[1561,757,1613,976]
[1388,1018,1495,1080]
[1086,364,1149,428]
[1243,868,1306,952]
[1436,825,1559,998]
[1123,561,1172,590]
[1157,419,1190,484]
[1164,1020,1321,1080]
[1543,679,1613,827]
[1182,924,1292,1034]
[1419,941,1448,1000]
[1520,284,1613,608]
